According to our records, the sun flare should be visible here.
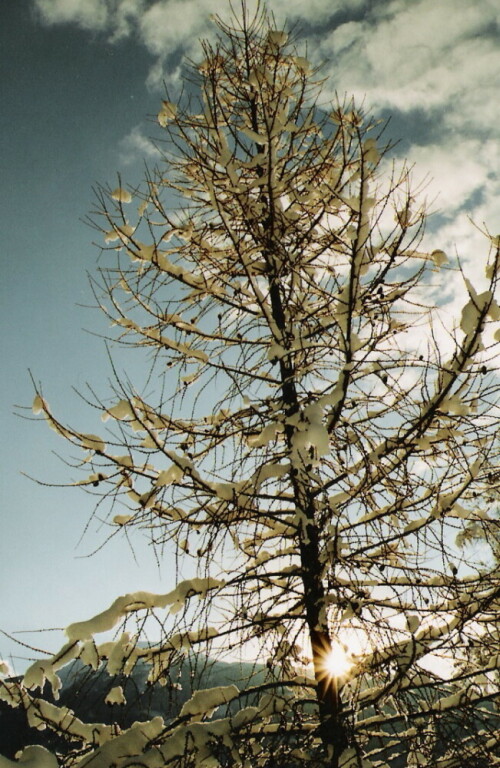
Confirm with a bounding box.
[324,644,353,678]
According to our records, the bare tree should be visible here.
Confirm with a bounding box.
[2,4,499,768]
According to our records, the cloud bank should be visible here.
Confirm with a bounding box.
[33,0,500,284]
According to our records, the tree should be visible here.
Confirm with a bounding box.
[1,4,499,767]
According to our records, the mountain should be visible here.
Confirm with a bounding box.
[0,654,267,759]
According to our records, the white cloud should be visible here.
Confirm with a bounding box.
[34,0,146,38]
[138,0,215,57]
[316,0,500,125]
[35,0,500,129]
[109,0,146,41]
[265,0,367,24]
[135,0,367,82]
[34,0,109,29]
[415,138,500,259]
[32,0,370,67]
[32,0,500,289]
[405,140,496,215]
[32,0,500,118]
[118,124,161,165]
[300,0,500,301]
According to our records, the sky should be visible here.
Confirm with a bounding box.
[1,0,500,674]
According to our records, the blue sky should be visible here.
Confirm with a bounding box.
[2,0,500,673]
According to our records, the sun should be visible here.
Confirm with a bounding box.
[323,643,353,679]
